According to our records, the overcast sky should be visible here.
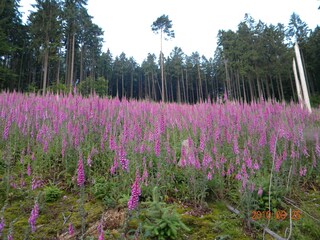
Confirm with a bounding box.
[20,0,320,64]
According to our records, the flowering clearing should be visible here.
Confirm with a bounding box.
[0,92,319,239]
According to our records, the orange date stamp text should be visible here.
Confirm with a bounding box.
[251,209,301,221]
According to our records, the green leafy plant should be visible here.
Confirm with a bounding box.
[92,177,124,208]
[44,185,62,202]
[142,187,190,239]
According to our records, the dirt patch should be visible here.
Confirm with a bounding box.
[59,208,126,239]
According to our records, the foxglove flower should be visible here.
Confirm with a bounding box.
[128,174,141,211]
[77,155,85,187]
[27,163,31,176]
[154,138,161,157]
[28,202,39,232]
[68,223,74,236]
[118,147,129,172]
[0,218,4,236]
[98,231,104,240]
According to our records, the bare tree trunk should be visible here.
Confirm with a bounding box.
[185,69,189,103]
[197,64,203,101]
[249,77,254,102]
[242,76,247,103]
[18,47,24,91]
[122,72,125,98]
[215,75,219,101]
[170,79,174,102]
[65,35,70,86]
[272,78,276,99]
[80,45,84,83]
[160,30,165,102]
[276,76,281,101]
[181,69,186,102]
[177,77,181,103]
[301,49,313,95]
[131,71,134,99]
[236,70,241,102]
[257,76,262,100]
[56,53,60,85]
[165,74,168,102]
[148,74,151,98]
[70,33,75,92]
[139,75,142,99]
[116,77,119,98]
[224,60,230,97]
[191,77,195,103]
[279,75,284,101]
[289,72,296,102]
[265,75,271,100]
[42,48,49,95]
[204,76,208,100]
[195,73,199,102]
[152,72,156,100]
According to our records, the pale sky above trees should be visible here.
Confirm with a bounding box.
[20,0,320,63]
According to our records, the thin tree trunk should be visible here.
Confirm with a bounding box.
[257,76,262,100]
[242,76,247,103]
[130,71,134,99]
[116,77,119,98]
[276,76,281,101]
[249,78,254,102]
[56,53,60,85]
[289,72,296,102]
[224,60,230,97]
[181,69,186,102]
[122,72,125,98]
[148,74,151,98]
[279,75,284,101]
[139,75,142,99]
[265,75,271,100]
[170,79,174,102]
[195,72,199,102]
[18,47,24,91]
[197,64,203,101]
[70,33,75,92]
[204,76,208,100]
[160,30,165,102]
[43,48,49,95]
[236,70,241,102]
[185,69,189,103]
[42,33,49,95]
[65,35,70,86]
[301,49,313,95]
[80,45,84,83]
[270,77,275,99]
[165,73,168,102]
[191,77,195,103]
[177,77,181,103]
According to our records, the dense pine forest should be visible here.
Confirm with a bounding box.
[0,0,320,103]
[2,1,320,239]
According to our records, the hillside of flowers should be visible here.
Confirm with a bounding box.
[0,91,320,239]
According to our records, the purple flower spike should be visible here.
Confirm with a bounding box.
[128,174,141,211]
[77,154,85,187]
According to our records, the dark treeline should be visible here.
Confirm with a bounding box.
[1,0,319,104]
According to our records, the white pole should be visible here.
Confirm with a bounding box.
[292,58,303,109]
[294,43,312,113]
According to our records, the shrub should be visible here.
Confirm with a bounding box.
[141,187,190,239]
[44,185,62,202]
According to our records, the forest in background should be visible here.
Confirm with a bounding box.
[0,0,320,104]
